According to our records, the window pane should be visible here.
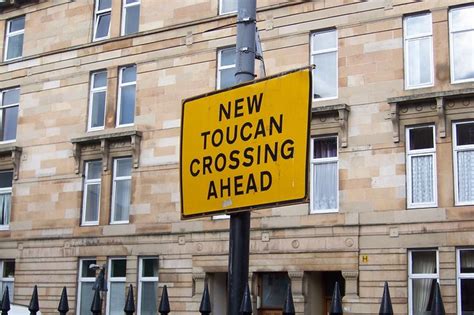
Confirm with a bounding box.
[412,251,437,274]
[0,193,11,226]
[451,6,474,32]
[87,161,102,180]
[109,282,126,315]
[116,158,132,177]
[313,161,337,211]
[142,258,158,277]
[461,250,474,273]
[6,34,24,60]
[98,0,111,10]
[79,282,95,315]
[312,52,337,99]
[111,259,126,277]
[312,30,337,51]
[121,66,137,83]
[9,17,25,32]
[412,278,436,314]
[219,68,235,89]
[3,261,14,278]
[95,14,110,39]
[457,150,474,203]
[452,31,474,81]
[261,273,289,309]
[81,260,97,278]
[411,155,434,204]
[3,106,19,141]
[407,37,432,86]
[2,282,13,303]
[140,282,157,315]
[2,89,20,106]
[84,184,100,222]
[0,172,13,189]
[124,5,140,35]
[119,85,136,125]
[126,0,139,4]
[313,138,337,158]
[405,14,431,37]
[409,127,434,150]
[113,179,131,222]
[221,0,237,14]
[93,72,107,88]
[461,279,474,314]
[457,123,474,146]
[220,48,235,67]
[91,91,106,128]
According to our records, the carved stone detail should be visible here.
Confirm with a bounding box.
[436,97,446,138]
[0,146,22,180]
[389,102,399,143]
[312,104,350,148]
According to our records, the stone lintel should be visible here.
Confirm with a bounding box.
[0,145,22,180]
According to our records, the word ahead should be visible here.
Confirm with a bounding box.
[180,68,311,219]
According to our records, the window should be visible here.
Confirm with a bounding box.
[88,71,107,131]
[0,260,14,302]
[453,121,474,205]
[217,47,236,90]
[82,161,102,225]
[457,249,474,315]
[138,258,158,315]
[311,29,338,100]
[106,258,126,315]
[408,250,438,315]
[93,0,112,41]
[0,171,13,230]
[310,137,338,213]
[449,5,474,83]
[117,65,137,127]
[111,157,132,224]
[122,0,140,35]
[4,16,24,61]
[219,0,237,15]
[77,259,97,315]
[0,88,20,142]
[403,13,434,89]
[258,273,289,312]
[406,125,437,208]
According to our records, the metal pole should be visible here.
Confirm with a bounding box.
[227,1,256,315]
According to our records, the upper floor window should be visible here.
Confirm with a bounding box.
[408,249,438,315]
[217,47,236,89]
[311,29,338,100]
[0,260,15,302]
[122,0,140,35]
[457,248,474,315]
[449,5,474,83]
[453,121,474,205]
[117,65,137,127]
[4,16,24,61]
[0,88,20,143]
[403,13,434,89]
[310,136,338,213]
[88,71,107,131]
[82,160,102,226]
[138,257,159,315]
[219,0,237,15]
[0,171,13,230]
[77,259,97,315]
[93,0,112,41]
[106,258,127,315]
[111,157,132,224]
[406,125,437,208]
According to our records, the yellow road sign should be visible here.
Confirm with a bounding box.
[180,68,311,219]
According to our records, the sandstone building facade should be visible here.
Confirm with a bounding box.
[0,0,473,314]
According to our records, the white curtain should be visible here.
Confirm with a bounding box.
[313,161,337,210]
[412,253,436,315]
[0,193,11,226]
[458,150,474,203]
[109,282,126,315]
[411,155,434,204]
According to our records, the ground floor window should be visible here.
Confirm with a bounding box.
[457,248,474,315]
[107,258,127,315]
[0,260,14,302]
[138,257,158,315]
[408,249,438,315]
[77,259,97,315]
[257,272,289,314]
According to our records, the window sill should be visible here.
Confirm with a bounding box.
[110,221,130,225]
[0,225,10,231]
[407,203,438,210]
[309,209,338,214]
[81,222,99,227]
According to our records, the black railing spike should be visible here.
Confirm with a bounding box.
[28,285,40,315]
[282,284,295,315]
[239,283,252,315]
[1,286,11,315]
[57,287,69,315]
[199,282,212,315]
[329,282,343,315]
[430,282,445,315]
[124,284,135,315]
[91,287,102,315]
[379,282,393,315]
[158,285,170,315]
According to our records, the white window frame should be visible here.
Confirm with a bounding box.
[217,47,236,90]
[408,249,439,315]
[449,5,474,84]
[457,248,474,315]
[110,157,132,224]
[81,161,101,226]
[88,71,108,132]
[403,13,434,89]
[0,170,13,231]
[0,260,15,303]
[0,87,20,143]
[311,29,338,101]
[76,258,96,315]
[219,0,237,15]
[137,257,159,315]
[116,65,137,127]
[406,125,438,209]
[121,0,140,36]
[106,257,127,315]
[4,16,24,62]
[310,136,339,214]
[93,0,112,42]
[453,121,474,206]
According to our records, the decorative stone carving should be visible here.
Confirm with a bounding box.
[311,104,350,148]
[436,97,446,138]
[0,146,22,180]
[342,270,359,299]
